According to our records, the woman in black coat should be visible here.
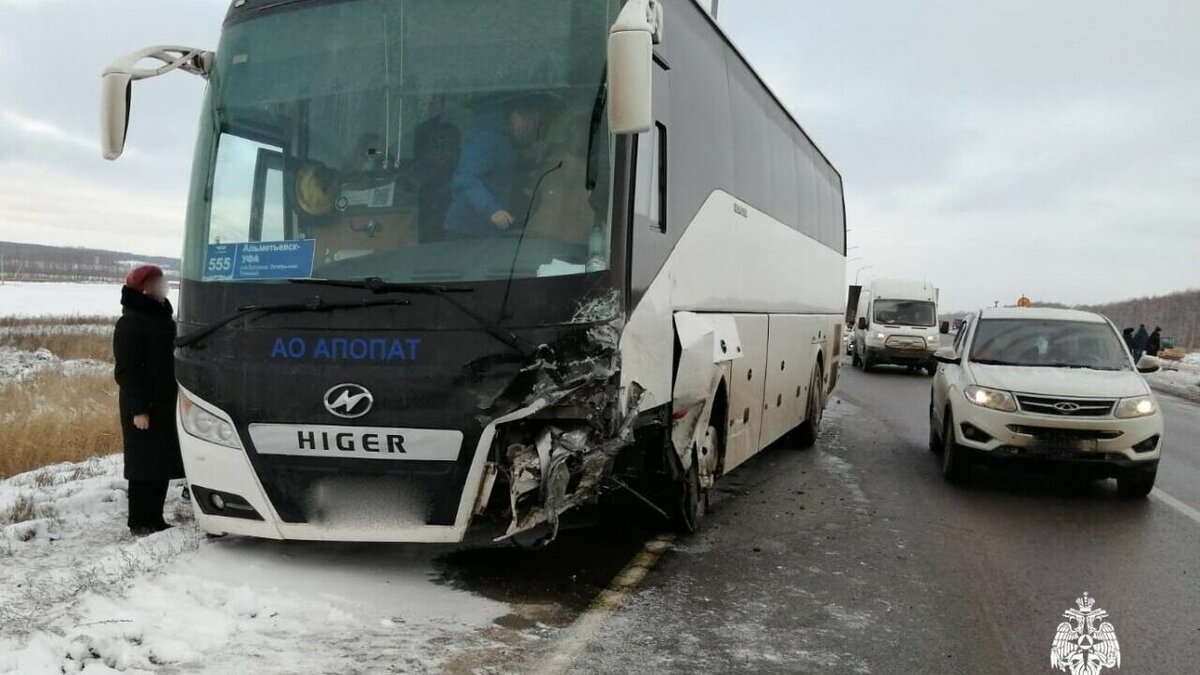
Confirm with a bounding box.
[113,265,185,535]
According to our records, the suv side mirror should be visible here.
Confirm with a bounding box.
[1136,355,1161,374]
[607,0,662,135]
[933,346,958,364]
[856,317,867,331]
[939,321,950,335]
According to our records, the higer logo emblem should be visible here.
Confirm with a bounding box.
[323,384,374,419]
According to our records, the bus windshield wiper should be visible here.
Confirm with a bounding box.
[175,295,411,349]
[584,70,607,191]
[290,277,536,360]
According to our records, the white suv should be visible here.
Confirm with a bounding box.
[929,307,1163,495]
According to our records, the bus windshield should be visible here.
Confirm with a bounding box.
[183,0,619,285]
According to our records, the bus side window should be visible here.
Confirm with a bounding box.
[635,122,667,233]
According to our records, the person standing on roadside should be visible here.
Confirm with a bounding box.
[1132,324,1150,361]
[113,265,184,536]
[1146,326,1162,357]
[1122,327,1135,354]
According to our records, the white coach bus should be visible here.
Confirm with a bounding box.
[100,0,846,544]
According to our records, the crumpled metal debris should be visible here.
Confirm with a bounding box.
[458,290,637,544]
[501,383,644,543]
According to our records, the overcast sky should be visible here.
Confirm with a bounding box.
[1,0,1196,311]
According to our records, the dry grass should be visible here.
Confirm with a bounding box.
[0,317,114,362]
[0,371,122,479]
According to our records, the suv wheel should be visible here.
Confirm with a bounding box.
[941,411,970,483]
[929,405,942,454]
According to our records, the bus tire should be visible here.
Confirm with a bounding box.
[789,363,825,448]
[674,449,707,534]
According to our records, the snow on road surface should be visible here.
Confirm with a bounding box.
[0,457,509,674]
[0,282,178,318]
[1146,359,1200,402]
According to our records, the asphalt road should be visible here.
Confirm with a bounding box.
[530,359,1200,674]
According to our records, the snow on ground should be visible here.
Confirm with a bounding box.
[1145,359,1200,402]
[1184,351,1200,365]
[0,457,510,674]
[0,282,178,318]
[0,347,110,383]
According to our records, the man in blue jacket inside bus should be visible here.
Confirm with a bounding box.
[442,97,543,237]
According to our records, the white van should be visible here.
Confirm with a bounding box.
[852,279,945,375]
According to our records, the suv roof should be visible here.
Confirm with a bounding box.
[978,307,1108,323]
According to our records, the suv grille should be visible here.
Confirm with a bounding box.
[1015,395,1115,417]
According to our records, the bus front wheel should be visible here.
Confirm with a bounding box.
[674,427,716,534]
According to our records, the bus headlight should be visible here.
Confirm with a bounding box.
[179,388,242,449]
[964,385,1017,412]
[1114,396,1157,419]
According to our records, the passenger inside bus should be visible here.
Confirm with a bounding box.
[412,118,462,244]
[442,97,544,238]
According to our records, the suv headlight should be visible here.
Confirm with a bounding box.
[926,335,940,345]
[179,388,242,449]
[874,332,886,340]
[964,385,1017,412]
[1114,396,1157,419]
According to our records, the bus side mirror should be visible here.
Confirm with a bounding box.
[100,46,213,160]
[101,72,134,160]
[940,321,950,335]
[607,0,663,135]
[856,317,867,331]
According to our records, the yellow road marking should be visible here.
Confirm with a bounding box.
[532,533,676,675]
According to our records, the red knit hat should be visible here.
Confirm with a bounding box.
[124,265,164,291]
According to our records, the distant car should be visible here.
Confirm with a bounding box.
[929,307,1163,495]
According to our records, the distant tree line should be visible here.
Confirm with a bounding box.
[940,290,1200,350]
[1077,290,1200,350]
[0,241,179,284]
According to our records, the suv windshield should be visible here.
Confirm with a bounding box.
[183,0,619,285]
[969,319,1132,370]
[873,299,936,327]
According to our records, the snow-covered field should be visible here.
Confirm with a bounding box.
[0,347,109,383]
[0,282,178,318]
[0,458,511,675]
